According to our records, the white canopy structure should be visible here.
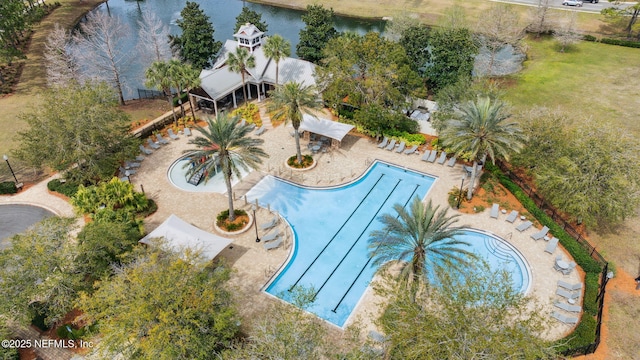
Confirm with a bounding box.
[299,114,355,144]
[139,214,232,261]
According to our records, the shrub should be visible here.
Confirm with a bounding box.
[599,37,640,48]
[287,154,314,168]
[47,179,79,197]
[172,92,189,107]
[56,324,85,340]
[216,209,248,231]
[583,34,597,42]
[0,181,17,194]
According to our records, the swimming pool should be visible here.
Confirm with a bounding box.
[167,154,251,193]
[246,161,530,327]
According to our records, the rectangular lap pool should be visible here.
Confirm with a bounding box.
[245,161,436,327]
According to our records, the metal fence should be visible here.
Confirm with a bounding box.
[494,161,608,356]
[137,88,165,100]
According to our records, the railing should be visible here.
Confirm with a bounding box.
[494,160,608,356]
[137,88,165,100]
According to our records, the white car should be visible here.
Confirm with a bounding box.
[562,0,583,6]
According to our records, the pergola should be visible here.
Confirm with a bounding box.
[298,114,355,148]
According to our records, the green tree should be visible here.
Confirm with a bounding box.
[14,82,138,184]
[267,81,321,164]
[170,1,222,69]
[186,113,268,222]
[226,46,256,105]
[602,1,640,38]
[296,4,338,63]
[440,97,524,199]
[368,197,473,298]
[377,262,557,359]
[514,110,640,228]
[145,60,178,123]
[177,62,202,119]
[78,243,239,359]
[0,321,18,360]
[317,32,423,110]
[0,0,29,60]
[425,27,478,91]
[263,34,291,87]
[0,217,80,326]
[399,24,431,77]
[234,6,268,32]
[76,221,141,287]
[353,104,418,138]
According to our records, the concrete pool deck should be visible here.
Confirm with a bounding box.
[130,109,581,341]
[3,107,582,341]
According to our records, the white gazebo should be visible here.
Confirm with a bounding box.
[139,214,232,261]
[298,114,355,148]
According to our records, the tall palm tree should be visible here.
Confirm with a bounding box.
[369,197,474,299]
[168,59,187,117]
[185,113,268,221]
[178,62,202,119]
[227,46,255,106]
[263,34,291,87]
[267,81,321,164]
[441,97,524,200]
[145,60,177,123]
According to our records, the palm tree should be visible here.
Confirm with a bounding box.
[440,97,524,200]
[178,62,202,119]
[145,60,177,123]
[168,59,187,117]
[185,113,268,222]
[267,81,321,164]
[227,46,255,106]
[263,34,291,87]
[368,197,474,299]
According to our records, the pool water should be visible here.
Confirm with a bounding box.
[246,161,529,327]
[167,155,250,193]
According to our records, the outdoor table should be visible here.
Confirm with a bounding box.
[557,260,569,270]
[312,145,321,153]
[568,298,577,305]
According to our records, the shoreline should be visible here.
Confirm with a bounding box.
[246,0,387,20]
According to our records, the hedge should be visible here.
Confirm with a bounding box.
[484,162,603,349]
[47,179,80,198]
[0,181,17,194]
[599,38,640,48]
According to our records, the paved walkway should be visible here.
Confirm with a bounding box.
[1,104,583,345]
[130,107,581,341]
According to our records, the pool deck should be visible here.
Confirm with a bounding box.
[7,107,582,341]
[129,109,582,341]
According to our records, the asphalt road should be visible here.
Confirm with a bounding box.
[494,0,631,13]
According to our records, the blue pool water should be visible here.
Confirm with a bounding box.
[245,161,530,327]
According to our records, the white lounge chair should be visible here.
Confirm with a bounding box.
[490,203,500,219]
[551,311,579,325]
[135,155,145,162]
[125,161,141,169]
[119,166,136,176]
[260,216,278,230]
[531,226,549,240]
[421,150,433,161]
[558,280,583,291]
[184,127,192,136]
[505,210,518,223]
[139,145,153,155]
[516,221,533,232]
[436,151,447,164]
[404,145,418,155]
[446,156,457,167]
[554,301,582,313]
[254,126,266,136]
[427,150,437,162]
[395,141,406,153]
[385,139,397,151]
[556,288,580,300]
[377,137,389,148]
[262,228,280,243]
[168,128,179,140]
[263,236,283,250]
[545,237,559,254]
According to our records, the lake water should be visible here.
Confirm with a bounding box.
[87,0,386,99]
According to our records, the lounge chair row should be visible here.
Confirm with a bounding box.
[420,149,456,167]
[551,311,579,325]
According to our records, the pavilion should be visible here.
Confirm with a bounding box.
[190,23,317,116]
[298,114,355,149]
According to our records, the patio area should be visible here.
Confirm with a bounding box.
[129,107,582,340]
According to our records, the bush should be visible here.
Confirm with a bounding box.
[599,37,640,48]
[47,179,80,197]
[56,324,85,340]
[172,92,189,107]
[216,209,248,231]
[583,34,597,42]
[0,181,17,194]
[287,154,314,168]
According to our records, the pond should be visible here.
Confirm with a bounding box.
[87,0,386,99]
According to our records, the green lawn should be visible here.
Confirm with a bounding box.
[506,37,640,135]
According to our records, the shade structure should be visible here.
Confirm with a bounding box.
[299,114,355,143]
[139,214,232,261]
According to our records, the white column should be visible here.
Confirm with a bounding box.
[233,92,237,108]
[247,83,252,100]
[214,100,218,117]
